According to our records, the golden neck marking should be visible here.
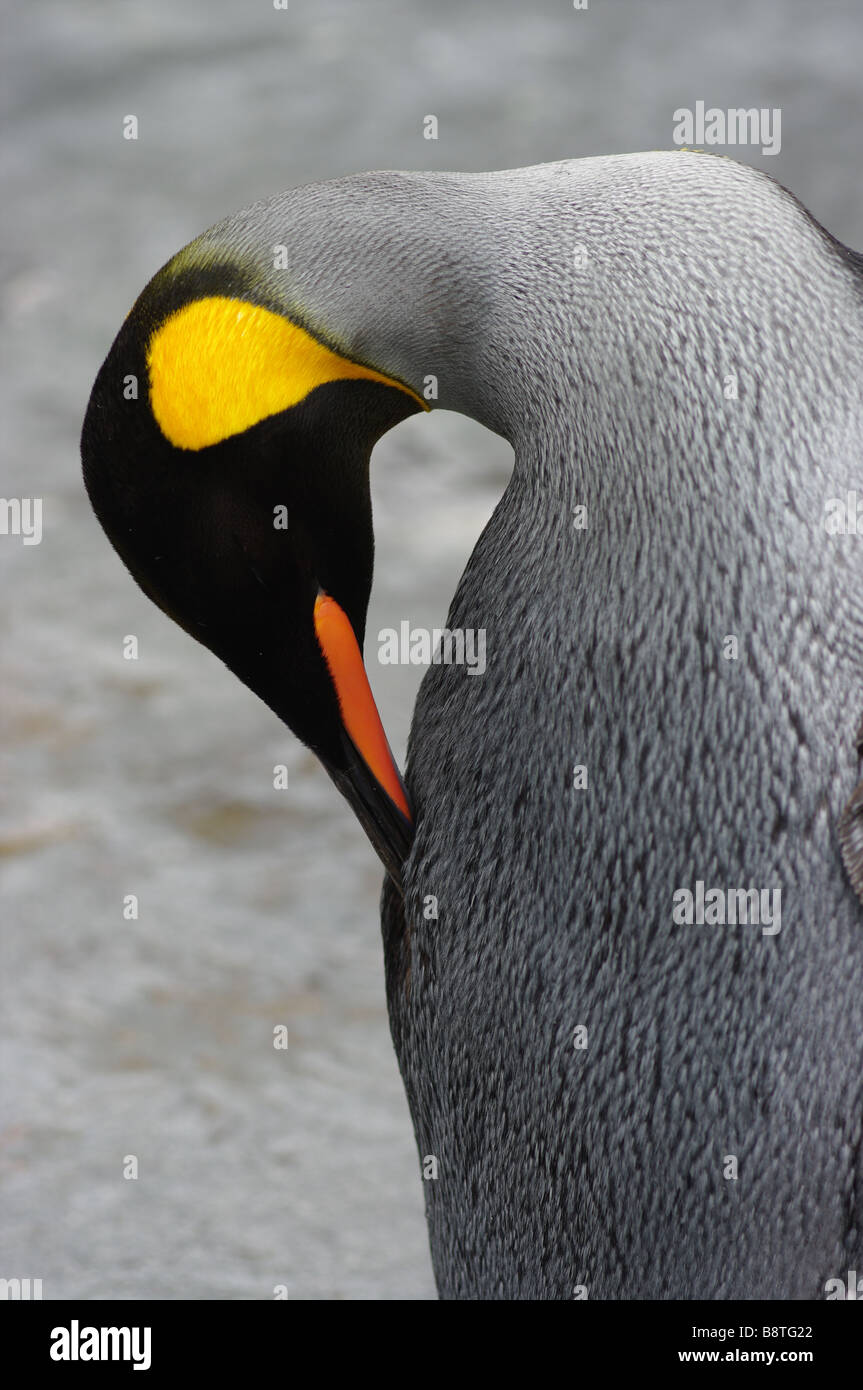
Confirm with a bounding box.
[147,296,426,451]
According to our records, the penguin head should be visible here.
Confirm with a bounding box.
[81,258,425,887]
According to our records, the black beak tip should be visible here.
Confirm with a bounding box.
[323,734,415,894]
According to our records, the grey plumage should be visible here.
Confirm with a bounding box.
[102,150,863,1297]
[374,153,863,1299]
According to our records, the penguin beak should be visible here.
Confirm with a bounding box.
[313,593,413,890]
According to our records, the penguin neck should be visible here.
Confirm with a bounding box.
[210,157,863,537]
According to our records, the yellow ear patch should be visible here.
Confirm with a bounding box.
[147,296,425,451]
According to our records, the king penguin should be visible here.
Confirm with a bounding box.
[82,151,863,1300]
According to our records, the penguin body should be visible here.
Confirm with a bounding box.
[82,152,863,1299]
[384,155,863,1299]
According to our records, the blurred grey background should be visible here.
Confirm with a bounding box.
[2,0,862,1300]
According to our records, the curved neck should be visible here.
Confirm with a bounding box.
[193,154,863,513]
